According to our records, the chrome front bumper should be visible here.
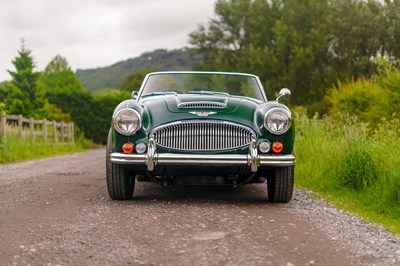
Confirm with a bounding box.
[110,138,295,172]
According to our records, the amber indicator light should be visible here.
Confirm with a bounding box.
[272,142,283,153]
[122,142,134,154]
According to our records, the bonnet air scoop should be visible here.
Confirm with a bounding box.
[163,94,240,113]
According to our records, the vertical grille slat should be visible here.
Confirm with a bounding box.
[152,120,255,151]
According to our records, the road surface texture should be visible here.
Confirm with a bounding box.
[0,149,399,266]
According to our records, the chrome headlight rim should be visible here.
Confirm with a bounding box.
[113,108,141,136]
[264,107,292,135]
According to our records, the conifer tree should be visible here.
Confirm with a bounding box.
[5,39,42,116]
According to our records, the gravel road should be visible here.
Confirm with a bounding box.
[0,149,399,266]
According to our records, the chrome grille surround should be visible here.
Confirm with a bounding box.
[151,120,256,151]
[178,102,226,109]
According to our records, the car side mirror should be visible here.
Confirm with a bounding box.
[132,91,138,100]
[276,88,291,102]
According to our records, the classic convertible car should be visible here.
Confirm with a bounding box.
[106,71,295,202]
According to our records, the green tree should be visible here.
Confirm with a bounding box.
[0,101,6,116]
[0,81,25,115]
[39,55,96,140]
[326,0,384,80]
[190,0,390,105]
[383,0,400,59]
[39,55,129,143]
[39,55,86,94]
[118,68,155,93]
[4,40,43,116]
[190,0,332,103]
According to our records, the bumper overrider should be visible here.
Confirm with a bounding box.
[110,138,295,172]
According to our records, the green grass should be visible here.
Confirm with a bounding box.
[295,109,400,234]
[0,134,90,164]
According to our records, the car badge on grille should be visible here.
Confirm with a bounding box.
[189,111,217,117]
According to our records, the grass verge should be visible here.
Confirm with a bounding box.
[0,134,92,164]
[295,109,400,234]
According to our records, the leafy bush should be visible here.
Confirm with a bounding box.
[326,78,398,127]
[326,59,400,127]
[377,58,400,94]
[0,102,5,115]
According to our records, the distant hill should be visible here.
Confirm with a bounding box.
[76,48,195,91]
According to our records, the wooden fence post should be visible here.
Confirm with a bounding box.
[43,118,47,143]
[71,122,74,144]
[1,115,6,142]
[30,117,35,142]
[18,115,23,140]
[52,121,57,142]
[60,122,64,142]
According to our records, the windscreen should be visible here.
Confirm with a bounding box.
[139,73,265,101]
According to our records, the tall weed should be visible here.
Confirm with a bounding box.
[336,140,378,191]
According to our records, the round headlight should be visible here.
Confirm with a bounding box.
[264,108,292,135]
[114,109,141,136]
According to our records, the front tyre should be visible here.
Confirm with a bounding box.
[106,129,135,200]
[267,166,294,203]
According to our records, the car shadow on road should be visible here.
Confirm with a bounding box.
[126,181,272,205]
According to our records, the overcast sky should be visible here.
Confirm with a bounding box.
[0,0,216,82]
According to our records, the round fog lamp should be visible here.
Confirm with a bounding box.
[136,143,147,154]
[259,142,271,153]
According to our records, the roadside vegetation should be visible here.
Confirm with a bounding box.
[295,62,400,234]
[0,134,88,164]
[295,111,400,234]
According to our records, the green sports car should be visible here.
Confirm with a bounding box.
[106,71,295,202]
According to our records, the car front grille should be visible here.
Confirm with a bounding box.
[151,120,255,151]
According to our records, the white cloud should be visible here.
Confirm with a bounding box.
[0,0,216,81]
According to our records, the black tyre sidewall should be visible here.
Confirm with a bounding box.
[106,129,135,200]
[267,165,294,203]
